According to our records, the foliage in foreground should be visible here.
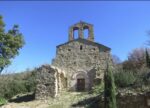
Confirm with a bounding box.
[113,66,150,88]
[104,64,117,108]
[91,82,104,94]
[0,70,36,99]
[146,48,150,68]
[0,15,25,73]
[114,70,136,88]
[0,97,7,106]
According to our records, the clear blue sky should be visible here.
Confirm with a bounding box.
[0,1,150,73]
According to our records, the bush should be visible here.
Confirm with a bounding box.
[0,69,36,99]
[0,97,7,106]
[143,72,150,85]
[92,82,104,94]
[104,64,117,108]
[3,80,27,99]
[114,70,136,88]
[24,71,36,92]
[133,67,150,87]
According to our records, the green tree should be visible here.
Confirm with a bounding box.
[146,48,150,68]
[104,63,117,108]
[0,15,24,73]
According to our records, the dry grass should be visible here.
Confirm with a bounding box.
[1,91,97,108]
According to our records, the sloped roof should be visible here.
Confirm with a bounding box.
[57,38,111,51]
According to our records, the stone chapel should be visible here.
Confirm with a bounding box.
[35,21,113,100]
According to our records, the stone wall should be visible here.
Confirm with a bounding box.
[117,94,149,108]
[52,40,113,91]
[35,65,67,100]
[98,92,150,108]
[35,65,58,100]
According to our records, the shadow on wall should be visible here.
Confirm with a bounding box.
[87,68,97,89]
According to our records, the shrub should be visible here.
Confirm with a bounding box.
[24,71,36,92]
[3,80,27,99]
[0,97,7,106]
[134,67,150,87]
[92,82,104,94]
[143,72,150,85]
[104,64,117,108]
[114,70,136,88]
[0,69,36,99]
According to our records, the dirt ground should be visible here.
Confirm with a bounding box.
[1,92,97,108]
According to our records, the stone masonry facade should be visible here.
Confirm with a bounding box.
[35,21,113,100]
[52,21,113,91]
[35,65,57,100]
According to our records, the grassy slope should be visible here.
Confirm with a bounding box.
[1,91,98,108]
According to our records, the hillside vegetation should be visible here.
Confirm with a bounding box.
[0,69,36,106]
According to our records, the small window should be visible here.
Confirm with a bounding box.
[80,45,83,50]
[68,49,71,51]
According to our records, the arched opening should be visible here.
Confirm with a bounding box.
[77,78,85,91]
[75,71,89,91]
[60,73,67,90]
[73,27,79,39]
[83,26,89,39]
[83,29,89,38]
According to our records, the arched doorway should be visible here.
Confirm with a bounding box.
[75,71,89,91]
[77,78,85,91]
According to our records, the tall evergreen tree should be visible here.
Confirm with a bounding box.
[0,15,24,73]
[146,48,150,68]
[104,62,117,108]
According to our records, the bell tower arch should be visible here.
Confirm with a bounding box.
[68,21,94,42]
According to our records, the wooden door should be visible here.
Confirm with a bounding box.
[77,79,85,91]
